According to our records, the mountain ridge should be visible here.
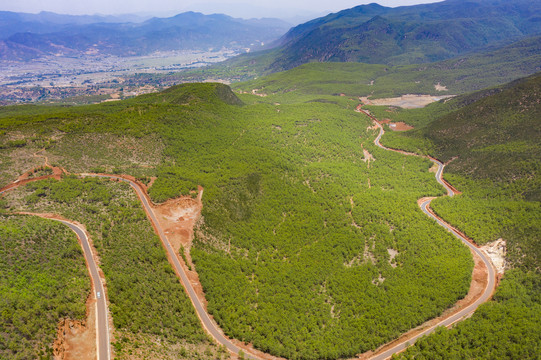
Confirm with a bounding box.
[266,0,541,71]
[0,11,291,61]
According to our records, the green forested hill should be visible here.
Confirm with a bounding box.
[263,0,541,71]
[2,71,539,359]
[228,35,541,98]
[35,29,539,102]
[0,82,475,359]
[428,76,540,196]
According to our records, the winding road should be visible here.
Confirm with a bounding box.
[58,220,110,360]
[365,114,496,359]
[81,174,262,360]
[0,116,496,360]
[1,187,110,360]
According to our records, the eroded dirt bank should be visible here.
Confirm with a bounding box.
[54,295,96,360]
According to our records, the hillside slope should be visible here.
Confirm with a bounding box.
[0,82,475,360]
[425,73,540,200]
[230,35,541,99]
[258,0,541,72]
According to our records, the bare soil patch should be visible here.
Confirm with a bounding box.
[152,188,209,305]
[388,122,414,131]
[434,83,448,91]
[362,146,375,167]
[374,118,413,131]
[360,94,454,109]
[153,195,202,252]
[387,249,398,268]
[251,89,268,97]
[481,239,507,275]
[54,295,96,360]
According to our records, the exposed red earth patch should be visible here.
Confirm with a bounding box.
[53,295,97,360]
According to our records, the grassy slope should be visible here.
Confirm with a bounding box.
[123,34,541,97]
[0,83,475,359]
[230,35,541,99]
[0,215,90,360]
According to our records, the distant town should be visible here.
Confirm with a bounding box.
[0,49,240,104]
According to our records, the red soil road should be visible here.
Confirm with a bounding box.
[0,165,64,193]
[80,174,270,360]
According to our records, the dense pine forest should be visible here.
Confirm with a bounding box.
[0,82,477,359]
[0,215,90,359]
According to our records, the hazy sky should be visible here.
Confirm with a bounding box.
[1,0,442,20]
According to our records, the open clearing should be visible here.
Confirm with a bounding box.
[360,94,454,109]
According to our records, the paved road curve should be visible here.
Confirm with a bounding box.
[83,174,261,360]
[1,186,110,360]
[58,220,111,360]
[368,121,496,359]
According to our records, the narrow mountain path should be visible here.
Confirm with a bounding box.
[33,148,50,166]
[355,104,497,359]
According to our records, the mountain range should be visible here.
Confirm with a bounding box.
[261,0,541,71]
[0,11,291,61]
[3,0,541,70]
